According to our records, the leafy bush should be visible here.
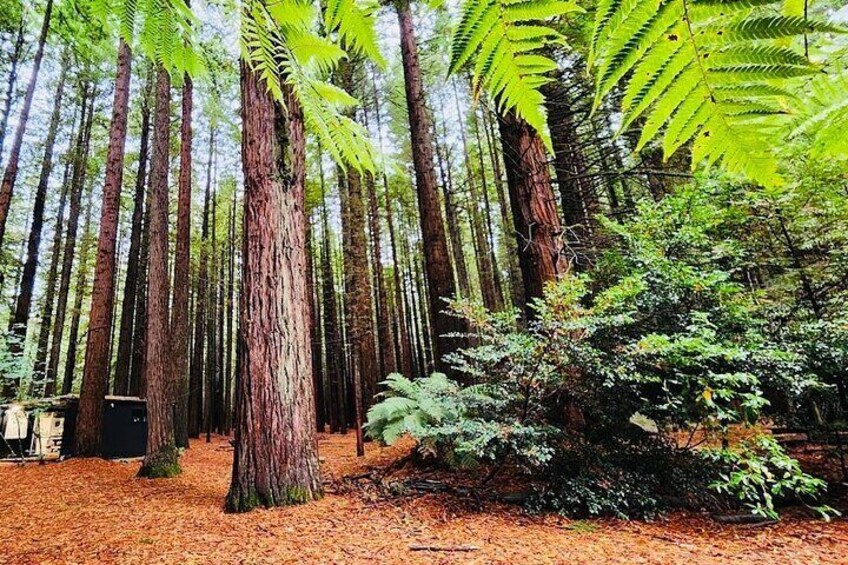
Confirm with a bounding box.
[366,185,834,519]
[707,435,836,520]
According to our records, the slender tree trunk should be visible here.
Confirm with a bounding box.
[113,71,153,396]
[306,209,324,430]
[75,39,133,457]
[320,165,344,433]
[452,82,500,310]
[224,190,236,434]
[138,64,179,477]
[62,184,95,396]
[5,55,69,395]
[49,87,95,396]
[395,0,462,371]
[189,126,213,438]
[0,0,53,250]
[130,157,154,397]
[226,61,321,512]
[172,72,193,448]
[36,128,75,396]
[0,14,26,165]
[483,105,524,313]
[497,111,565,313]
[433,107,471,300]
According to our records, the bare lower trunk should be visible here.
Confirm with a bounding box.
[396,0,462,370]
[138,64,179,477]
[114,71,153,396]
[497,111,565,313]
[0,15,26,164]
[75,40,133,456]
[49,87,95,396]
[172,73,193,448]
[0,0,53,250]
[226,61,321,511]
[5,55,69,398]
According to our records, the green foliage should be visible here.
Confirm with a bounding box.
[239,0,379,171]
[789,64,848,160]
[448,0,583,146]
[707,435,836,520]
[589,0,844,187]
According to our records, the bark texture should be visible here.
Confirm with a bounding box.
[226,62,321,511]
[172,74,193,448]
[138,65,179,478]
[75,40,133,456]
[497,111,565,312]
[396,0,462,370]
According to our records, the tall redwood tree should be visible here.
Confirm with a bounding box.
[75,40,133,456]
[226,60,321,512]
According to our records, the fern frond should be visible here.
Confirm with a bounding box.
[449,0,582,147]
[324,0,386,67]
[590,0,842,187]
[789,68,848,159]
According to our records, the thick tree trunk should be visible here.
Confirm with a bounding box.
[4,55,69,398]
[49,88,95,396]
[113,72,153,396]
[75,40,133,457]
[0,0,53,250]
[226,61,321,512]
[365,174,395,377]
[138,64,179,477]
[189,127,213,438]
[497,111,565,312]
[172,73,193,448]
[395,0,462,371]
[544,79,599,271]
[0,15,26,165]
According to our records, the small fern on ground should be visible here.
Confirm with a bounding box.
[448,0,584,146]
[590,0,845,187]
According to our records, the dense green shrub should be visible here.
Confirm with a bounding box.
[367,183,841,519]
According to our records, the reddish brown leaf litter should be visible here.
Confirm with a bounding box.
[0,434,846,564]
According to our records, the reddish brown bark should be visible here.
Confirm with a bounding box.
[395,0,462,371]
[497,111,565,312]
[172,73,193,448]
[138,64,179,477]
[75,39,133,457]
[0,0,53,251]
[113,71,153,396]
[189,126,214,438]
[226,61,321,511]
[49,88,94,396]
[320,173,345,434]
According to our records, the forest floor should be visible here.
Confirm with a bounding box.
[0,433,846,564]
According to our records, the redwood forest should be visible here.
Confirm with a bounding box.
[0,0,848,562]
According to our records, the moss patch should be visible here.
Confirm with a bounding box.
[137,446,181,479]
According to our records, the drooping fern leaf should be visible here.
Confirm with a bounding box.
[449,0,583,147]
[789,66,848,159]
[590,0,845,187]
[240,0,378,171]
[324,0,386,68]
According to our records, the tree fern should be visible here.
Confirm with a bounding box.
[789,66,848,159]
[240,0,380,170]
[590,0,844,187]
[449,0,583,146]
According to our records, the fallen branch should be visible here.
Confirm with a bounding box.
[409,544,479,552]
